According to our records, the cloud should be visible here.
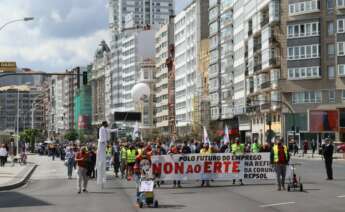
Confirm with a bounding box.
[0,0,109,72]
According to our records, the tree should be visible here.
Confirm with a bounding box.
[20,129,41,152]
[64,129,79,141]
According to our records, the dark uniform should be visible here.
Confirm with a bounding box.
[323,141,334,180]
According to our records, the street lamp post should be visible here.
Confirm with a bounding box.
[0,17,34,32]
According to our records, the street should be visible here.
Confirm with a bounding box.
[0,156,344,212]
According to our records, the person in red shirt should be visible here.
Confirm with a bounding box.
[75,147,89,194]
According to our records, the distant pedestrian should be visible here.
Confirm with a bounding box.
[293,142,299,156]
[303,140,308,157]
[0,144,8,167]
[65,147,75,179]
[112,142,120,178]
[323,139,334,180]
[311,139,317,158]
[75,147,89,193]
[271,138,289,191]
[87,147,97,179]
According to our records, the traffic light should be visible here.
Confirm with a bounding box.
[82,71,88,85]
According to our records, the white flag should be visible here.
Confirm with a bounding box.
[203,126,210,145]
[224,125,230,145]
[132,121,140,139]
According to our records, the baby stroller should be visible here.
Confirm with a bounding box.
[137,159,158,208]
[287,163,303,192]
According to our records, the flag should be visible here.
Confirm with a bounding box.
[132,121,140,139]
[203,126,210,145]
[224,125,230,145]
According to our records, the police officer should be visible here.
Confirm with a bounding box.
[323,138,334,180]
[231,138,244,185]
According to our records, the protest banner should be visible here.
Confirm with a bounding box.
[151,153,276,181]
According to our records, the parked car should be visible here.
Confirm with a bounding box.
[336,144,345,153]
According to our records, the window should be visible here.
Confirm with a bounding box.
[328,44,335,57]
[337,0,345,8]
[292,91,321,104]
[327,0,334,8]
[287,44,320,60]
[329,90,336,103]
[338,64,345,76]
[337,42,345,56]
[289,0,320,16]
[342,90,345,100]
[328,66,335,79]
[287,22,319,39]
[338,19,345,33]
[288,66,321,80]
[328,22,334,35]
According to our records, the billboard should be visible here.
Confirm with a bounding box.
[0,62,17,72]
[309,110,338,132]
[114,112,141,122]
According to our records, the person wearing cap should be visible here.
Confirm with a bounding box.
[270,138,289,191]
[75,147,89,193]
[231,138,244,185]
[323,138,334,180]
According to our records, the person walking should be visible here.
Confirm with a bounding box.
[112,142,120,178]
[323,139,334,180]
[87,147,97,179]
[120,143,128,179]
[0,144,8,167]
[126,144,137,181]
[311,139,317,158]
[75,147,89,193]
[232,138,245,185]
[65,147,75,179]
[270,138,289,191]
[303,140,308,157]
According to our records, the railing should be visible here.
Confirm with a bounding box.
[261,81,271,89]
[254,64,262,72]
[260,18,269,27]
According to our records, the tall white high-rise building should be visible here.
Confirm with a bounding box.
[108,0,174,119]
[174,0,209,134]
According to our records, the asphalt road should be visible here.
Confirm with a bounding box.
[0,155,344,212]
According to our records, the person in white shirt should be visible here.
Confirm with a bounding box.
[96,121,118,187]
[0,144,8,167]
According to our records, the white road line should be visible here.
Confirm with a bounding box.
[336,195,345,198]
[259,202,296,208]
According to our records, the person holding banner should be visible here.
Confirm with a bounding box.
[270,138,290,191]
[251,140,260,153]
[200,143,213,187]
[231,138,244,185]
[168,144,182,188]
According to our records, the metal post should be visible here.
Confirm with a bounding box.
[16,89,20,157]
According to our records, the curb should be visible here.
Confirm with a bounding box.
[0,164,38,191]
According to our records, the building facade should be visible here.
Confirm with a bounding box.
[174,0,209,135]
[91,41,111,126]
[155,16,175,134]
[0,85,44,133]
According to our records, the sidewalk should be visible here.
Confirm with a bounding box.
[291,151,345,160]
[0,159,37,191]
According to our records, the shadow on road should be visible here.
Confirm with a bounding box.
[158,204,186,209]
[0,192,51,208]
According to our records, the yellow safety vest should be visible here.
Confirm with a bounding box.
[127,149,136,163]
[120,147,127,159]
[251,143,259,153]
[231,143,244,155]
[273,144,288,163]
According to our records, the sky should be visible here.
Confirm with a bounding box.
[0,0,189,72]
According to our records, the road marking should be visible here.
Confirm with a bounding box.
[336,195,345,198]
[259,202,296,208]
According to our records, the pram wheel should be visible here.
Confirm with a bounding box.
[299,184,303,192]
[139,202,144,208]
[153,200,158,208]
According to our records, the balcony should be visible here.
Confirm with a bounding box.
[246,105,260,113]
[260,81,271,90]
[260,103,271,110]
[253,43,262,53]
[260,18,269,28]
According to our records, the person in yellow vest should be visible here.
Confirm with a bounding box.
[251,140,260,153]
[126,144,137,181]
[231,138,244,185]
[200,143,213,187]
[105,144,112,171]
[270,138,290,191]
[120,143,128,179]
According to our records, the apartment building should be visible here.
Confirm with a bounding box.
[155,16,175,135]
[174,0,209,135]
